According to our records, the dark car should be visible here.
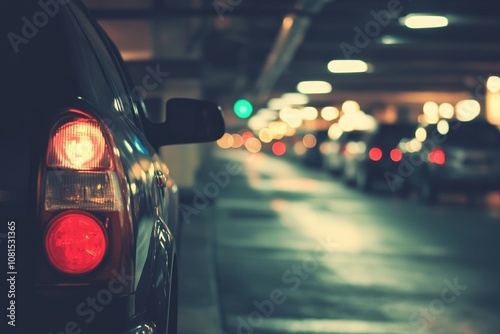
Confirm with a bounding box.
[343,123,417,192]
[321,130,368,175]
[301,129,329,168]
[1,2,224,334]
[407,120,500,204]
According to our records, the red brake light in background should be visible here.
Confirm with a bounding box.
[390,148,403,162]
[272,142,287,156]
[47,118,111,170]
[45,213,107,275]
[369,147,383,161]
[428,148,446,165]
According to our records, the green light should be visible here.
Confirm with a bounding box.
[233,99,253,119]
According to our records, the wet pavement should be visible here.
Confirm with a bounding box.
[179,149,500,334]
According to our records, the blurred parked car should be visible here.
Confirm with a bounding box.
[343,123,417,192]
[406,120,500,204]
[301,129,329,168]
[321,130,368,175]
[1,1,224,333]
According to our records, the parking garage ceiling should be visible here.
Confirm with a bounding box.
[84,0,500,113]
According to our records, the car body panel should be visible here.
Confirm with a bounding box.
[0,1,200,333]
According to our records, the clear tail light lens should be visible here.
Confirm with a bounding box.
[47,118,111,170]
[45,213,107,275]
[44,115,122,212]
[369,147,383,161]
[428,148,446,165]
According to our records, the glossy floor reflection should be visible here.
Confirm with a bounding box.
[193,149,500,334]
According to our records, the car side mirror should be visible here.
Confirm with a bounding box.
[143,98,225,148]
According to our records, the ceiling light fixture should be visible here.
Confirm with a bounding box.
[401,14,448,29]
[328,60,369,73]
[296,81,332,94]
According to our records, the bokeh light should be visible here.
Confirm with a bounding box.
[321,106,339,121]
[302,134,317,148]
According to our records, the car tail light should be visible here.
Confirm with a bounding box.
[40,111,127,279]
[428,148,446,165]
[390,148,403,162]
[47,119,111,170]
[45,213,107,274]
[44,115,122,212]
[369,147,383,161]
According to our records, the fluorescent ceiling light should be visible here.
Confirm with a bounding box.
[297,81,332,94]
[328,60,369,73]
[281,93,309,105]
[401,15,448,29]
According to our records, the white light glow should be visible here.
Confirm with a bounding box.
[321,106,339,121]
[439,103,454,119]
[437,120,450,135]
[281,93,309,106]
[487,76,500,93]
[342,100,360,114]
[268,98,287,110]
[401,15,448,29]
[415,128,427,142]
[456,100,481,122]
[297,81,332,94]
[302,107,319,120]
[328,60,369,73]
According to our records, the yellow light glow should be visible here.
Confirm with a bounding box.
[302,107,318,120]
[217,133,234,149]
[407,139,422,152]
[281,93,309,106]
[487,76,500,93]
[259,128,274,143]
[245,138,262,153]
[294,142,307,156]
[302,134,317,148]
[415,128,427,142]
[321,107,339,121]
[231,134,243,148]
[439,103,454,119]
[423,101,438,117]
[268,98,287,110]
[437,120,450,135]
[285,126,297,136]
[456,100,480,122]
[328,124,343,140]
[342,100,360,114]
[269,121,288,136]
[297,81,332,94]
[401,15,448,29]
[328,60,369,73]
[280,108,302,128]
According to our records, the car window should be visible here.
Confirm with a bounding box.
[68,3,141,128]
[374,124,416,148]
[2,3,77,122]
[444,122,500,148]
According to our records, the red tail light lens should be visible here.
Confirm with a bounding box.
[390,148,403,162]
[428,148,446,165]
[47,118,111,170]
[45,213,107,275]
[369,147,383,161]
